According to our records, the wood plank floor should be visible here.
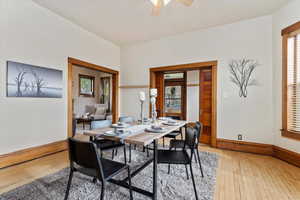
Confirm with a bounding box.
[0,140,300,200]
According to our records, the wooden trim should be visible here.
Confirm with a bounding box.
[68,57,119,137]
[68,57,118,74]
[281,27,300,141]
[150,61,217,72]
[216,139,300,168]
[187,83,199,87]
[0,140,67,169]
[119,84,199,89]
[273,146,300,168]
[216,139,274,156]
[282,35,288,138]
[149,61,218,147]
[211,65,217,147]
[281,21,300,36]
[119,85,149,89]
[281,130,300,141]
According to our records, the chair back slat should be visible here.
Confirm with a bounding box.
[91,120,112,130]
[194,121,203,140]
[119,116,135,123]
[185,127,197,149]
[68,138,104,179]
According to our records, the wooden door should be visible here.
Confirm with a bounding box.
[199,69,212,144]
[155,72,165,118]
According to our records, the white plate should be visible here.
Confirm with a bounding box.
[104,131,117,136]
[145,128,166,133]
[163,122,180,126]
[111,123,130,128]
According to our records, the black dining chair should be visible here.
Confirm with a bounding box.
[65,138,133,200]
[91,120,128,164]
[169,121,204,177]
[162,116,184,147]
[157,127,199,200]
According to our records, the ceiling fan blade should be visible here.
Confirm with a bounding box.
[176,0,193,6]
[151,0,163,16]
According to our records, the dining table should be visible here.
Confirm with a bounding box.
[84,119,187,200]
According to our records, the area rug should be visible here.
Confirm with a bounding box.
[0,149,218,200]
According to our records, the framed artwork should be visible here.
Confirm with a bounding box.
[6,61,63,98]
[100,77,111,111]
[79,74,95,97]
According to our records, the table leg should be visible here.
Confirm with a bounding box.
[153,140,158,200]
[83,121,85,130]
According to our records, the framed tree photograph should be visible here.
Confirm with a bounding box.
[79,74,95,97]
[6,61,63,98]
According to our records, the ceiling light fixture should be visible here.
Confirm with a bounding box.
[150,0,194,16]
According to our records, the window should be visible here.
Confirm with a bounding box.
[79,74,95,97]
[282,21,300,140]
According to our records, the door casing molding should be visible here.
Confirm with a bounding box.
[67,57,119,138]
[149,60,217,147]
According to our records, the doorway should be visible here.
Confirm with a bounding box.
[149,61,217,147]
[67,57,119,138]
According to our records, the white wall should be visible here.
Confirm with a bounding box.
[187,71,199,122]
[120,15,274,144]
[72,66,111,116]
[0,0,120,154]
[272,0,300,153]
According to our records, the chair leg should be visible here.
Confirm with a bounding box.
[129,144,132,163]
[115,148,118,155]
[100,182,105,200]
[92,177,97,183]
[194,152,198,163]
[181,132,183,140]
[185,165,189,180]
[123,146,127,164]
[147,146,150,157]
[127,167,133,200]
[168,164,171,174]
[189,163,199,200]
[134,144,137,150]
[196,149,204,177]
[112,149,115,160]
[64,170,73,200]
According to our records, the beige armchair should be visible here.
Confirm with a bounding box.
[86,104,108,120]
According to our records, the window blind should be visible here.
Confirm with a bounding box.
[287,33,300,132]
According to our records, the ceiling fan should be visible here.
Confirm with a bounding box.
[150,0,194,16]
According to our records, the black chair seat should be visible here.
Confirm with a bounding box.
[76,158,127,180]
[94,138,124,150]
[169,139,185,149]
[157,150,190,165]
[164,130,181,138]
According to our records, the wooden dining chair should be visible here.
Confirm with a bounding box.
[157,127,199,200]
[169,121,204,177]
[65,138,133,200]
[90,120,128,164]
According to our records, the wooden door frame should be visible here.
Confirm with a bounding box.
[67,57,119,138]
[149,60,217,147]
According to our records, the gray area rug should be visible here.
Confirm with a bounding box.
[0,148,218,200]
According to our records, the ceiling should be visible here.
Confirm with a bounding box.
[33,0,290,46]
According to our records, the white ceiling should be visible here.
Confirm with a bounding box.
[33,0,290,46]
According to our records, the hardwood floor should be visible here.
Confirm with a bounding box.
[0,139,300,200]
